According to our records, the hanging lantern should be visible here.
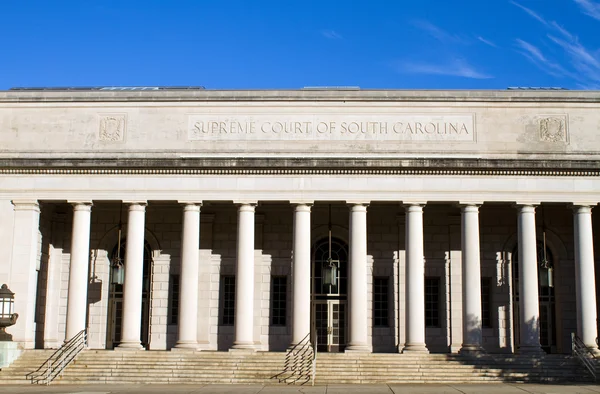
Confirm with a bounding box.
[111,257,125,285]
[323,258,338,287]
[111,218,125,285]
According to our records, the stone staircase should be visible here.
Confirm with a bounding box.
[0,350,55,384]
[0,349,593,385]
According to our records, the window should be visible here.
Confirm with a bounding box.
[425,277,440,327]
[270,276,287,326]
[373,277,389,327]
[221,276,235,326]
[481,277,492,328]
[169,274,180,324]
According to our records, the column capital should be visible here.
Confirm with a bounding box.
[11,200,40,211]
[348,203,369,212]
[402,201,427,207]
[69,201,93,211]
[289,200,314,206]
[458,202,483,208]
[513,202,539,208]
[292,204,312,212]
[345,200,370,206]
[233,200,258,206]
[404,204,425,213]
[126,203,147,212]
[460,204,481,213]
[178,200,203,206]
[569,203,597,211]
[123,200,147,206]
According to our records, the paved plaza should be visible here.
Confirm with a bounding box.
[2,384,600,394]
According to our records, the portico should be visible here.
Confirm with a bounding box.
[0,89,599,359]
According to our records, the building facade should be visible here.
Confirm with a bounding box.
[0,88,599,356]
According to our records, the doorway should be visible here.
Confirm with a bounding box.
[311,237,348,352]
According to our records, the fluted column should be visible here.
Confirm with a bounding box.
[346,203,370,352]
[290,203,312,347]
[573,205,599,353]
[403,204,429,353]
[65,201,93,342]
[516,204,543,355]
[459,204,483,354]
[232,203,256,350]
[174,202,202,350]
[118,202,146,350]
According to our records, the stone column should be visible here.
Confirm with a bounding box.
[346,203,370,352]
[118,202,146,350]
[65,201,92,342]
[516,204,543,355]
[174,202,202,350]
[403,204,428,353]
[9,200,41,348]
[459,204,483,354]
[290,203,311,347]
[572,205,599,352]
[232,203,256,350]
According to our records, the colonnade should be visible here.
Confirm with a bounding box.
[12,199,598,353]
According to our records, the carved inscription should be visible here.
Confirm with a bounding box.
[539,116,567,142]
[99,115,126,141]
[188,115,475,142]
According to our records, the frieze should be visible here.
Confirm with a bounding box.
[188,114,475,142]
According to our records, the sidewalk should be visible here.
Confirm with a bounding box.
[2,384,600,394]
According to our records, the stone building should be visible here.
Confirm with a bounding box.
[0,88,599,356]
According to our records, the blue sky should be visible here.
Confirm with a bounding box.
[1,0,600,90]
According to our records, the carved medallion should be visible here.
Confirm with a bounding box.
[539,116,566,142]
[99,115,126,141]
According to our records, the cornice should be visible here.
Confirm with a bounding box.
[0,157,599,176]
[1,89,600,103]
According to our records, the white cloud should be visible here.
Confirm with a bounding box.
[573,0,600,21]
[515,39,547,62]
[399,58,492,79]
[510,1,549,26]
[321,30,342,40]
[477,36,497,48]
[548,35,600,69]
[510,2,600,87]
[413,20,466,44]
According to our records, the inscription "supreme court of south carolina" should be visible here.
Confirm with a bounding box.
[188,114,475,142]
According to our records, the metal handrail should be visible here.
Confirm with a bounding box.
[273,332,314,385]
[571,332,597,381]
[27,329,87,385]
[311,327,317,386]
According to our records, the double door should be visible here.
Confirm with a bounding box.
[313,300,346,352]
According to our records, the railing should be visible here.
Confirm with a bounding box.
[27,329,87,385]
[272,332,315,385]
[311,328,317,386]
[571,332,597,381]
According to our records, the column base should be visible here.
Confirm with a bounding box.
[230,342,256,352]
[116,341,144,351]
[172,343,199,351]
[586,345,600,357]
[402,343,429,353]
[517,345,545,356]
[459,344,484,356]
[345,344,371,353]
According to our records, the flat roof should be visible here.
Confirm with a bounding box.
[1,89,600,103]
